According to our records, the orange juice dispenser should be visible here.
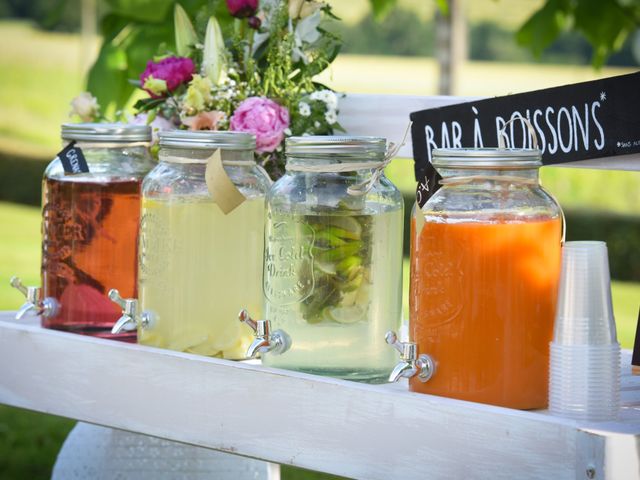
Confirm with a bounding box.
[389,148,563,409]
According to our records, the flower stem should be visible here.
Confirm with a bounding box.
[247,27,255,79]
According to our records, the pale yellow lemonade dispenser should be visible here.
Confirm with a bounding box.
[109,131,270,358]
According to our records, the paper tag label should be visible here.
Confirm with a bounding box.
[57,141,89,174]
[205,149,246,214]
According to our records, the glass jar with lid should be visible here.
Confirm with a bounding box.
[251,136,404,383]
[401,148,563,409]
[111,130,270,359]
[11,123,154,340]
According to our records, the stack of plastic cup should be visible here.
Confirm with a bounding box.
[549,241,620,421]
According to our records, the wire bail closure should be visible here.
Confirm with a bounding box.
[497,116,540,150]
[346,122,412,196]
[498,116,566,244]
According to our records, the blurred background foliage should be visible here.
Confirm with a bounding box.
[1,1,640,478]
[3,0,640,114]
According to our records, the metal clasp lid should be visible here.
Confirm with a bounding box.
[238,309,291,358]
[108,289,154,334]
[10,276,59,320]
[385,331,435,383]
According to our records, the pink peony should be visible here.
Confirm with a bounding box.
[140,56,195,97]
[230,97,289,153]
[226,0,258,18]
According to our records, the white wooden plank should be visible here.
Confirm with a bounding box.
[3,313,636,479]
[340,94,474,158]
[340,94,640,171]
[549,154,640,172]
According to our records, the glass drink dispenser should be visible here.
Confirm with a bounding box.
[392,148,562,409]
[242,136,404,383]
[109,131,270,359]
[11,123,154,340]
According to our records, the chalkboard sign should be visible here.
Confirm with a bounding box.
[633,306,640,375]
[57,141,89,175]
[410,71,640,203]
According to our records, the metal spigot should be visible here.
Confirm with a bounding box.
[238,309,291,358]
[10,276,58,320]
[385,331,434,383]
[108,289,153,334]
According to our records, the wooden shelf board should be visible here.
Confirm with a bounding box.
[1,312,639,479]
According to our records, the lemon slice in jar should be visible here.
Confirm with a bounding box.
[326,216,362,240]
[323,304,367,324]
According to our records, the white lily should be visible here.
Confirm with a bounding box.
[202,16,227,85]
[291,10,322,63]
[289,0,324,20]
[174,4,198,57]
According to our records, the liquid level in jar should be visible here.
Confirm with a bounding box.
[41,177,142,340]
[138,196,264,359]
[410,216,562,408]
[264,208,403,383]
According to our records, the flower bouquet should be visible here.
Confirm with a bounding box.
[73,0,344,178]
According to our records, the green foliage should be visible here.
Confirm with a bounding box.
[573,0,637,66]
[0,152,47,206]
[368,0,397,20]
[564,210,640,282]
[329,9,434,57]
[0,0,82,31]
[331,7,637,66]
[87,0,229,116]
[106,0,174,22]
[367,0,446,20]
[85,0,344,122]
[516,0,569,58]
[517,0,640,67]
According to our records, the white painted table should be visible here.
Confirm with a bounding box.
[0,312,638,480]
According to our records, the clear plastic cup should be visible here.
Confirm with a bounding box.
[548,241,620,421]
[549,344,620,421]
[553,242,617,346]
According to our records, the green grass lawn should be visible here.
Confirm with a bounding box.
[332,0,547,27]
[0,21,97,159]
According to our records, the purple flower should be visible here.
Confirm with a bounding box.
[248,16,261,30]
[140,56,195,98]
[226,0,259,18]
[230,97,289,153]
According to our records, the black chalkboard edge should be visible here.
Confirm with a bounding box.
[633,306,640,375]
[551,152,640,172]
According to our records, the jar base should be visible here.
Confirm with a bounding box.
[45,325,137,343]
[276,366,391,384]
